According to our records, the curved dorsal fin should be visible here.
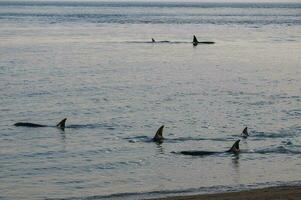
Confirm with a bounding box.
[241,126,249,138]
[228,140,240,153]
[152,38,155,43]
[56,118,67,129]
[153,125,164,142]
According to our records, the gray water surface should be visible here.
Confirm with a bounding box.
[0,1,301,200]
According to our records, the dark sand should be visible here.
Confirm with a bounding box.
[149,186,301,200]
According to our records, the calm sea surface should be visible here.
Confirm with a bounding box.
[0,1,301,199]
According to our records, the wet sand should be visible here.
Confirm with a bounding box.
[150,186,301,200]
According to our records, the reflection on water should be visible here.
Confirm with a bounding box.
[155,143,165,155]
[231,154,240,184]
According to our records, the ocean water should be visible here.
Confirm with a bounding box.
[0,1,301,199]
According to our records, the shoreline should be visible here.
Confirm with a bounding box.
[148,186,301,200]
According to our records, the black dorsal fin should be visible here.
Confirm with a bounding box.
[241,126,249,138]
[152,38,155,42]
[193,35,199,45]
[228,140,240,153]
[56,118,67,129]
[153,125,164,142]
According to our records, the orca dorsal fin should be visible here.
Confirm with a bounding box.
[152,38,155,43]
[56,118,67,129]
[228,140,240,153]
[193,35,199,45]
[241,126,249,138]
[153,125,164,142]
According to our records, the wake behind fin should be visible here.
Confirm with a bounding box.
[228,140,240,153]
[153,125,164,142]
[56,118,67,129]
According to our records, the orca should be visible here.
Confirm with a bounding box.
[180,140,240,156]
[14,118,67,130]
[193,35,215,46]
[241,127,249,138]
[151,38,170,43]
[152,125,164,143]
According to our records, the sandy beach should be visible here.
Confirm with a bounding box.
[150,186,301,200]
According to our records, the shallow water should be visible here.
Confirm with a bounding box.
[0,1,301,200]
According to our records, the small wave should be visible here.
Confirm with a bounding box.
[23,91,52,97]
[252,127,300,139]
[1,1,300,9]
[167,137,233,142]
[0,150,66,160]
[67,123,116,130]
[285,109,301,118]
[248,146,301,155]
[248,100,275,106]
[1,11,299,26]
[125,136,150,143]
[45,180,301,200]
[45,185,232,200]
[281,140,294,146]
[125,136,233,143]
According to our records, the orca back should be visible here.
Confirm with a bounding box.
[14,122,46,127]
[180,151,217,156]
[198,41,215,44]
[180,140,241,156]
